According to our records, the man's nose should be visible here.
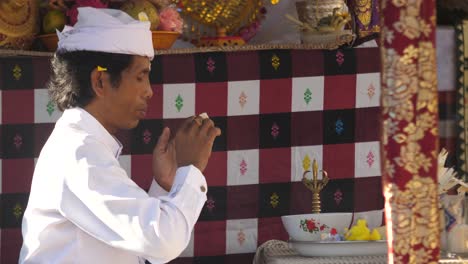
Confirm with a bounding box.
[145,84,153,99]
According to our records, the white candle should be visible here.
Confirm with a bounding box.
[447,224,468,253]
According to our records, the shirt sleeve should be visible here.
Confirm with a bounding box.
[147,179,169,198]
[148,167,192,198]
[59,139,207,263]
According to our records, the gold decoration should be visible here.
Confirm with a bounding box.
[381,0,440,262]
[400,45,418,65]
[0,42,369,56]
[382,42,438,209]
[355,0,372,27]
[13,64,22,80]
[177,0,263,46]
[97,66,108,72]
[302,154,311,172]
[455,20,468,182]
[392,0,432,40]
[302,159,329,213]
[353,0,380,37]
[271,54,280,71]
[384,176,440,263]
[270,192,279,208]
[197,35,246,47]
[13,203,23,220]
[0,0,39,49]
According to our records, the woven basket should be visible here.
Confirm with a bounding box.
[152,31,179,50]
[0,0,39,50]
[37,33,58,51]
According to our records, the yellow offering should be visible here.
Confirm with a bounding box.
[344,219,381,241]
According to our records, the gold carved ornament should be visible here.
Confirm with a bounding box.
[175,0,264,46]
[0,0,39,49]
[355,0,372,27]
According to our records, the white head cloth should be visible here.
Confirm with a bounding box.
[57,7,154,59]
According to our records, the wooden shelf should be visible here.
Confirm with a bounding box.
[0,49,54,57]
[0,36,355,57]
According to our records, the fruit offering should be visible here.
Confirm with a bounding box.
[120,0,160,30]
[42,9,66,34]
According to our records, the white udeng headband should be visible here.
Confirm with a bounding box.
[57,7,154,60]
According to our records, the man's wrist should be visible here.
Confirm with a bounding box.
[154,177,172,192]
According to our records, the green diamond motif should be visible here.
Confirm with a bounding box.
[304,88,312,104]
[175,94,184,112]
[46,100,55,116]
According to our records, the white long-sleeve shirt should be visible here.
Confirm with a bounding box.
[19,107,207,264]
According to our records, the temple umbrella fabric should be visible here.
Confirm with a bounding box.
[380,0,440,263]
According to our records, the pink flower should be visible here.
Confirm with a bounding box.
[67,0,108,26]
[239,20,260,42]
[158,7,183,33]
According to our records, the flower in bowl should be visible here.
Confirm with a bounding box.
[282,212,353,242]
[299,218,329,233]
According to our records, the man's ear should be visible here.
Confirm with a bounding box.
[90,68,106,97]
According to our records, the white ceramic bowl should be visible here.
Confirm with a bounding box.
[281,213,353,241]
[289,240,388,257]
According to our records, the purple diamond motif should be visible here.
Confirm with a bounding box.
[240,159,247,175]
[143,129,152,145]
[13,133,23,150]
[334,189,343,205]
[206,57,216,73]
[271,122,279,139]
[336,50,344,66]
[206,197,215,212]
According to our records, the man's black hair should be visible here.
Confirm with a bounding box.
[48,51,134,111]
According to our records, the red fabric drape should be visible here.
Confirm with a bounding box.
[380,0,440,263]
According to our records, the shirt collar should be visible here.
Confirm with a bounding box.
[60,107,123,158]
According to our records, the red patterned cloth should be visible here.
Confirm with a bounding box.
[380,0,441,263]
[2,47,380,263]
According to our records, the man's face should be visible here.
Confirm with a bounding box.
[100,55,153,133]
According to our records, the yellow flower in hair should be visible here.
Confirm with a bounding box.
[97,66,107,72]
[138,12,149,22]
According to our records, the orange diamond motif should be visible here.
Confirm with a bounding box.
[237,229,246,245]
[367,83,375,99]
[239,91,247,108]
